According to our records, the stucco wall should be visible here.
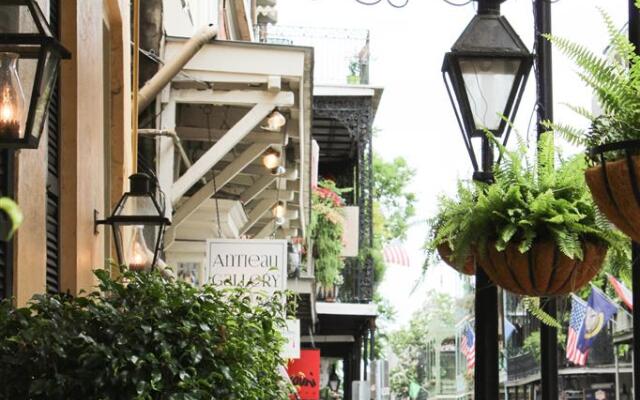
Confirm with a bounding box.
[12,0,132,304]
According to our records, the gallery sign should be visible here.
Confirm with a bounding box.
[205,239,287,295]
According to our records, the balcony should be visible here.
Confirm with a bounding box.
[266,25,371,85]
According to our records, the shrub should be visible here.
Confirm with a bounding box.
[0,269,292,400]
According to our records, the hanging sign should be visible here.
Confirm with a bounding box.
[205,239,287,295]
[281,319,301,359]
[288,349,321,400]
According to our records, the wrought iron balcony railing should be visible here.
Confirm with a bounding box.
[265,25,371,85]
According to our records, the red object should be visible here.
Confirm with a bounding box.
[288,349,321,400]
[608,273,633,310]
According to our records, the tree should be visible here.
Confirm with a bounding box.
[388,291,460,398]
[373,154,417,242]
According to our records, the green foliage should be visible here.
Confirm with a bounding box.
[310,180,348,287]
[0,269,291,400]
[425,133,624,269]
[543,6,640,162]
[522,297,561,328]
[0,197,22,239]
[373,154,417,242]
[389,291,458,397]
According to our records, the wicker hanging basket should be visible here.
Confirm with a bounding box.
[475,239,607,296]
[437,243,475,275]
[585,142,640,242]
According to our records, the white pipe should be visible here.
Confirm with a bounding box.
[138,25,218,113]
[138,128,206,185]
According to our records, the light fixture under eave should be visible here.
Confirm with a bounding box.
[261,109,286,132]
[272,201,286,225]
[0,0,71,149]
[97,173,171,271]
[262,147,286,175]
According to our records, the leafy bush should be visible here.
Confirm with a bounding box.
[544,2,640,162]
[0,269,291,399]
[425,133,624,266]
[310,180,348,287]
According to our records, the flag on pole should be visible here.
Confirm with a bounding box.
[566,295,589,366]
[504,318,516,341]
[608,274,633,310]
[460,325,475,372]
[577,287,618,353]
[383,244,411,267]
[408,382,421,399]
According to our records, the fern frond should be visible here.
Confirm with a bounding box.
[523,297,562,328]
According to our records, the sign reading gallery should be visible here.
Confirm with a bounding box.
[205,239,288,294]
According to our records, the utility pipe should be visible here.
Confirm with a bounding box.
[137,128,206,185]
[137,25,218,113]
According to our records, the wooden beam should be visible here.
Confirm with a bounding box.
[170,143,267,229]
[267,75,281,92]
[171,103,273,203]
[176,126,284,144]
[240,175,276,204]
[172,89,294,107]
[253,190,295,201]
[240,199,276,235]
[255,221,277,239]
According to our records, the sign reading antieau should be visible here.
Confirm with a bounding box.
[205,239,287,294]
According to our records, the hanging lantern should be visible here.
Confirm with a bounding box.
[0,0,71,148]
[97,173,170,270]
[261,109,286,132]
[328,364,341,392]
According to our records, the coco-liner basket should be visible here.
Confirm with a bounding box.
[475,239,607,296]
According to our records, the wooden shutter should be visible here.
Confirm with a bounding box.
[45,0,61,294]
[0,151,14,300]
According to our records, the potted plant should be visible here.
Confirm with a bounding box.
[347,57,360,85]
[424,180,476,275]
[440,133,623,296]
[0,197,22,241]
[311,180,348,301]
[544,6,640,242]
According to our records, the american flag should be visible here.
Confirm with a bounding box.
[461,325,475,372]
[382,244,411,267]
[608,274,633,310]
[566,295,589,366]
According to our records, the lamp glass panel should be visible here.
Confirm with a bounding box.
[459,57,520,130]
[0,4,38,34]
[27,49,59,142]
[0,53,25,138]
[117,194,162,217]
[113,224,155,271]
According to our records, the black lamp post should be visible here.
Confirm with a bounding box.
[97,173,170,271]
[0,0,70,149]
[442,1,532,398]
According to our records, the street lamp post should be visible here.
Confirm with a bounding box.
[628,2,640,399]
[442,0,533,398]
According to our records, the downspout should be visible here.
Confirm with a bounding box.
[137,25,218,113]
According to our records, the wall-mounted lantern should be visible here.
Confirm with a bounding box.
[0,0,71,149]
[97,173,170,271]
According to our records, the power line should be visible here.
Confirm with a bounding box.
[354,0,410,8]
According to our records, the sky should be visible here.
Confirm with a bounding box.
[277,0,629,329]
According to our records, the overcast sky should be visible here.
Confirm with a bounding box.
[278,0,629,328]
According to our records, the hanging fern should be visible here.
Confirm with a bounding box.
[543,5,640,162]
[423,132,626,272]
